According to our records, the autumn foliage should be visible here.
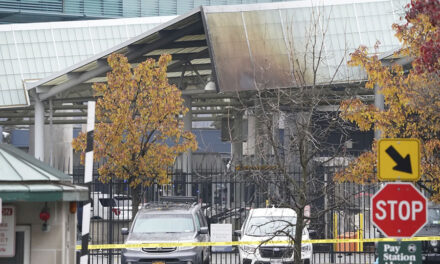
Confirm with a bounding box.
[336,0,440,200]
[72,54,197,189]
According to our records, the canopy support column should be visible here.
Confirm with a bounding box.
[183,95,192,196]
[33,91,45,161]
[231,111,243,163]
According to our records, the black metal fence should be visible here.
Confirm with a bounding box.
[72,164,431,264]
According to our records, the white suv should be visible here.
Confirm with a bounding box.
[91,192,132,220]
[237,208,313,264]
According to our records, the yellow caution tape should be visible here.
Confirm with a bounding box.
[76,236,440,250]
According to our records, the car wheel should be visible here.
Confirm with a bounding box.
[204,254,210,264]
[200,252,206,264]
[303,259,311,264]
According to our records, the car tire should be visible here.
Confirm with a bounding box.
[303,259,311,264]
[203,252,209,264]
[199,252,205,264]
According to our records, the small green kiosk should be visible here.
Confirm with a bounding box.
[0,143,88,264]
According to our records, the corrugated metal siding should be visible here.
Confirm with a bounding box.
[1,0,295,20]
[64,0,83,14]
[140,0,159,16]
[158,0,177,16]
[0,0,63,13]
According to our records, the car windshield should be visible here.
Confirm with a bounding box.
[428,208,440,224]
[132,214,195,233]
[245,216,296,237]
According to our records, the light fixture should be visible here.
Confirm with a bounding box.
[69,201,77,214]
[40,203,51,232]
[204,81,216,91]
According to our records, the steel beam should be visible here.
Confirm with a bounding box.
[129,40,207,50]
[0,109,228,118]
[38,22,204,101]
[0,116,228,126]
[131,48,210,64]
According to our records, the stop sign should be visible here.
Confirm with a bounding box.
[372,182,427,238]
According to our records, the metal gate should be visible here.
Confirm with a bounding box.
[73,163,432,264]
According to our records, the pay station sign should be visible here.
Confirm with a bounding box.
[378,241,421,264]
[378,138,420,181]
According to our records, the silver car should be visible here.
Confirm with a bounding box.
[121,198,210,264]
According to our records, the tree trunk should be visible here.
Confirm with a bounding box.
[131,187,141,222]
[294,207,304,264]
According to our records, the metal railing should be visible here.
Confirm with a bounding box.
[72,163,433,264]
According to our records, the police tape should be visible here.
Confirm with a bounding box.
[75,236,440,250]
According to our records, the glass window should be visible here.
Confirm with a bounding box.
[195,214,201,231]
[245,216,296,237]
[429,209,440,224]
[198,211,207,227]
[99,198,116,207]
[114,196,132,207]
[132,214,195,233]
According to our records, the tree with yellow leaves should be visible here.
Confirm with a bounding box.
[72,54,197,218]
[336,0,440,201]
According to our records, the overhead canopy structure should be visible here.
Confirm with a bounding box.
[0,16,175,108]
[0,143,88,202]
[1,0,407,126]
[30,8,211,102]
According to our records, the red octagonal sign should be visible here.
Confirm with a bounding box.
[372,182,427,238]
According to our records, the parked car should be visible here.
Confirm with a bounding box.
[121,196,210,264]
[90,191,109,219]
[91,192,132,220]
[237,207,313,264]
[414,202,440,263]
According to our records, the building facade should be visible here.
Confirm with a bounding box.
[0,0,294,23]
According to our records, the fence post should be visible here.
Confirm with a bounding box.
[359,213,364,252]
[331,212,337,263]
[333,212,338,251]
[108,179,113,264]
[80,101,95,264]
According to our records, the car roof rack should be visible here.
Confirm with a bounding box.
[159,196,198,204]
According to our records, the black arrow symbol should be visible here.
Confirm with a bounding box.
[385,145,412,174]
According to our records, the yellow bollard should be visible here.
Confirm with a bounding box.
[359,213,364,252]
[333,213,338,251]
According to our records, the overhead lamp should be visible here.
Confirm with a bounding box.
[204,81,216,91]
